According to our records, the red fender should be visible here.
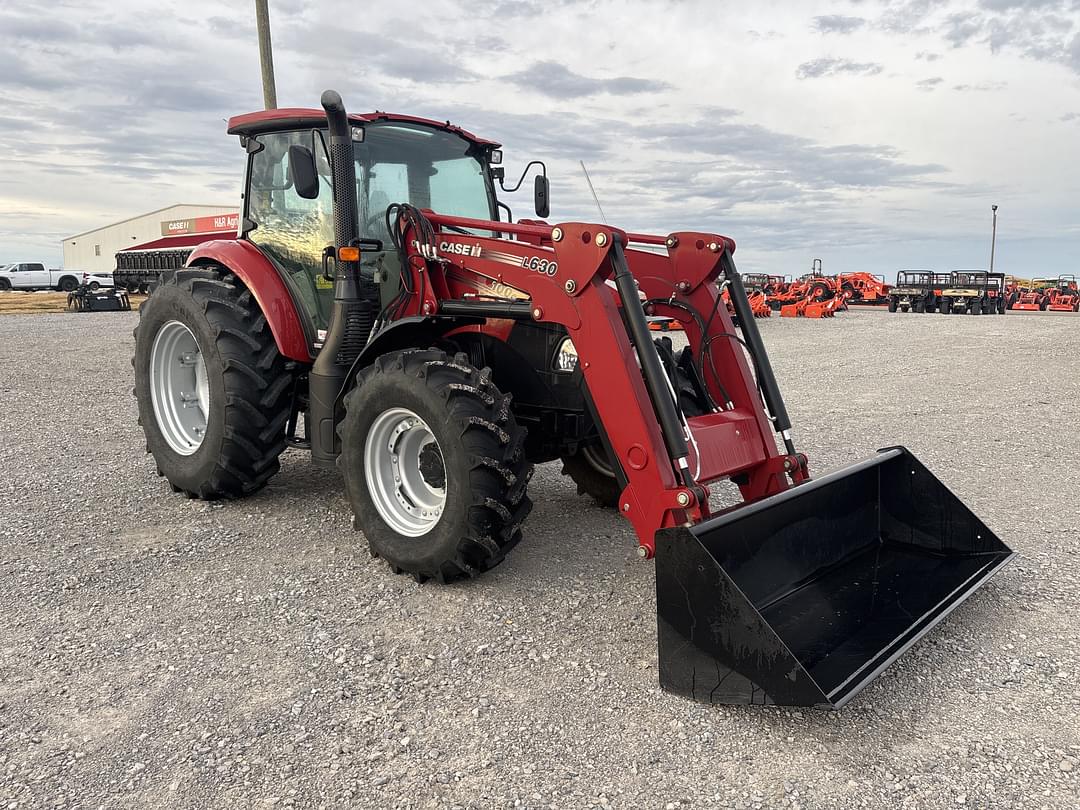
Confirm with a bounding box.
[186,239,313,363]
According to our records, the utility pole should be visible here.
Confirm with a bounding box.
[254,0,278,110]
[989,204,999,273]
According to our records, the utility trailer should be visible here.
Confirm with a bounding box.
[131,91,1013,708]
[888,270,949,313]
[939,271,1007,315]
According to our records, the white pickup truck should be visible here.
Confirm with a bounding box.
[0,263,84,292]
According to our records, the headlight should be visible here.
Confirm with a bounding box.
[553,337,578,373]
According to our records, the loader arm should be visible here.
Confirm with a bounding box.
[393,211,803,556]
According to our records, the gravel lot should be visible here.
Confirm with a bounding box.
[1,307,1077,809]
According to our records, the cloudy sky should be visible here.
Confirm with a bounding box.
[1,0,1078,275]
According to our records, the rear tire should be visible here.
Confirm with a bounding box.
[887,297,898,313]
[561,442,622,507]
[0,279,10,292]
[59,277,78,293]
[940,297,952,314]
[133,266,295,499]
[562,339,706,508]
[339,349,533,583]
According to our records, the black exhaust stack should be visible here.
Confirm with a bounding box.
[308,90,380,467]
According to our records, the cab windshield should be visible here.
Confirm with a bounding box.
[357,123,495,245]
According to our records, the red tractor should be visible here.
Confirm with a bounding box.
[132,92,1012,708]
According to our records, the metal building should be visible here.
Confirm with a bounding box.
[62,204,238,274]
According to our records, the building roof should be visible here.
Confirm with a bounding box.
[63,204,236,242]
[120,231,235,252]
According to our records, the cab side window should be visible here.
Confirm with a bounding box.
[247,131,335,332]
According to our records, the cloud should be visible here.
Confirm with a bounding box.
[861,0,1080,76]
[503,61,670,98]
[812,15,867,33]
[915,51,942,61]
[795,58,884,79]
[953,81,1007,90]
[916,76,945,90]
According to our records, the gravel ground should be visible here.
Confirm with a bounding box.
[0,307,1077,809]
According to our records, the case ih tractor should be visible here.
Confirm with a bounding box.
[133,92,1012,708]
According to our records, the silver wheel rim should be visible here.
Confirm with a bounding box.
[149,320,210,456]
[364,407,446,537]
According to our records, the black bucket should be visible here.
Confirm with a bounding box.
[655,447,1014,708]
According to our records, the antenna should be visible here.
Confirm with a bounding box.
[579,161,607,224]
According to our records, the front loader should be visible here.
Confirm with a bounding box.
[133,91,1013,708]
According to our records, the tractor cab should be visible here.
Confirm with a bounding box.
[228,109,544,345]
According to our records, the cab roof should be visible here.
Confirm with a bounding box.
[226,108,500,148]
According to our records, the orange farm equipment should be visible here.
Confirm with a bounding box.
[837,272,891,305]
[1008,276,1077,311]
[780,295,843,318]
[130,91,1013,708]
[1046,276,1079,312]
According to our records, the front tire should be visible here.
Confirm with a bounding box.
[809,281,831,302]
[339,349,533,583]
[133,266,295,499]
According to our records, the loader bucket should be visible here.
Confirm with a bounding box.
[655,447,1013,708]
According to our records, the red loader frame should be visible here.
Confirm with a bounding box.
[396,213,806,556]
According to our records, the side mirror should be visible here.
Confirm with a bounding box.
[289,144,319,199]
[534,174,550,219]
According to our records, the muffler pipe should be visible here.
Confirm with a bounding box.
[308,90,378,467]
